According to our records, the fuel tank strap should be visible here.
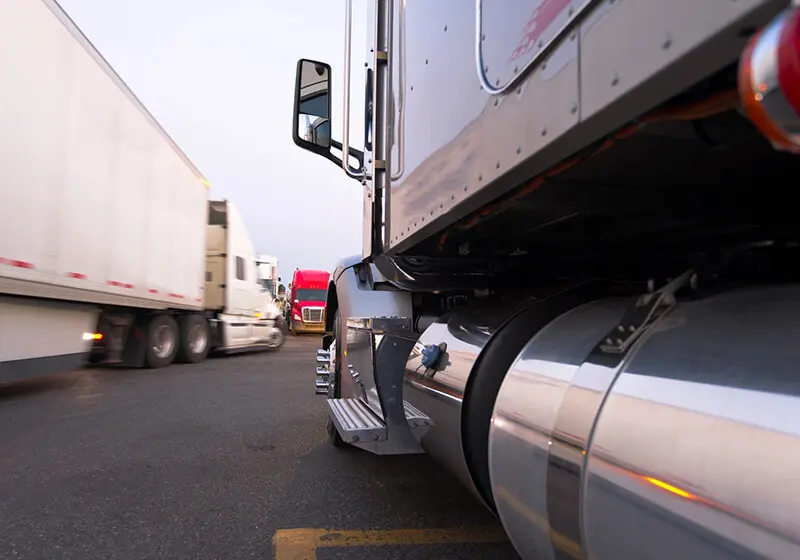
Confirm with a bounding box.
[545,350,633,559]
[544,278,688,558]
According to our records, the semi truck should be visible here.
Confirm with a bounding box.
[256,254,280,297]
[0,0,283,384]
[291,0,800,558]
[287,269,331,335]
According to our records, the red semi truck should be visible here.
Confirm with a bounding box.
[288,269,330,335]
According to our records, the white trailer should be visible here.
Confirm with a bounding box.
[0,0,282,383]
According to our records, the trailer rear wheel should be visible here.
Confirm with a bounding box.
[177,314,210,364]
[145,314,179,369]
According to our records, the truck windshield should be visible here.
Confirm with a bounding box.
[295,289,326,302]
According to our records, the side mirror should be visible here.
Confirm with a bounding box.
[291,59,363,174]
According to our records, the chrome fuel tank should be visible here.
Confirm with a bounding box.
[402,294,537,502]
[489,284,800,560]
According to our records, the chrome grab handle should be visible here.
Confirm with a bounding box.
[342,0,363,179]
[390,0,405,181]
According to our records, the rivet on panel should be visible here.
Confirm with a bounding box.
[541,62,547,71]
[478,175,483,182]
[662,33,672,49]
[451,195,455,200]
[410,85,414,91]
[482,33,486,41]
[568,6,574,15]
[516,146,521,154]
[484,65,489,73]
[541,127,547,136]
[514,66,519,74]
[425,59,429,65]
[538,39,543,49]
[496,161,500,169]
[570,102,578,114]
[611,73,619,86]
[464,185,469,191]
[494,98,499,107]
[570,32,577,41]
[444,25,448,32]
[495,78,500,86]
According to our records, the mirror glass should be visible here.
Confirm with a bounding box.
[296,61,331,149]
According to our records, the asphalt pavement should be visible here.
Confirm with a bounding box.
[0,336,519,560]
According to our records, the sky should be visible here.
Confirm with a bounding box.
[58,0,368,283]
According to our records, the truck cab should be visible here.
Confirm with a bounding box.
[204,201,283,350]
[288,269,330,335]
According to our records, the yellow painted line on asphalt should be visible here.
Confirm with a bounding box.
[273,526,509,560]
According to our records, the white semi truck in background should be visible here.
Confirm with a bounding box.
[291,0,800,559]
[0,0,283,384]
[256,254,280,297]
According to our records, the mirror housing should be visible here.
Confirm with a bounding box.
[293,59,332,151]
[291,59,363,174]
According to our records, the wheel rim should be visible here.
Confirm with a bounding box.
[152,324,176,359]
[267,329,283,348]
[188,323,208,354]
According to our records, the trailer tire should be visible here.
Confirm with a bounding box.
[177,314,211,364]
[327,310,346,448]
[145,314,180,369]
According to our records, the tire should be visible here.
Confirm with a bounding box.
[145,314,180,369]
[290,317,299,336]
[177,314,211,364]
[327,310,346,448]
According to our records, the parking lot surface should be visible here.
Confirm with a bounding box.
[0,336,518,559]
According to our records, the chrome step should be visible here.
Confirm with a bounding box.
[315,378,330,394]
[403,401,433,429]
[327,398,387,443]
[326,399,434,445]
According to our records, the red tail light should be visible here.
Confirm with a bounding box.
[738,7,800,153]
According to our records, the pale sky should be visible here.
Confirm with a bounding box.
[57,0,368,283]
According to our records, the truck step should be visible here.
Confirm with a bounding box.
[403,401,432,429]
[326,399,434,445]
[327,398,387,443]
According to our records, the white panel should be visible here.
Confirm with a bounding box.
[0,0,207,311]
[0,0,68,279]
[0,296,97,361]
[60,23,118,287]
[107,86,153,296]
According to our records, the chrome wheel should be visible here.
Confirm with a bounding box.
[152,324,176,359]
[187,323,208,354]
